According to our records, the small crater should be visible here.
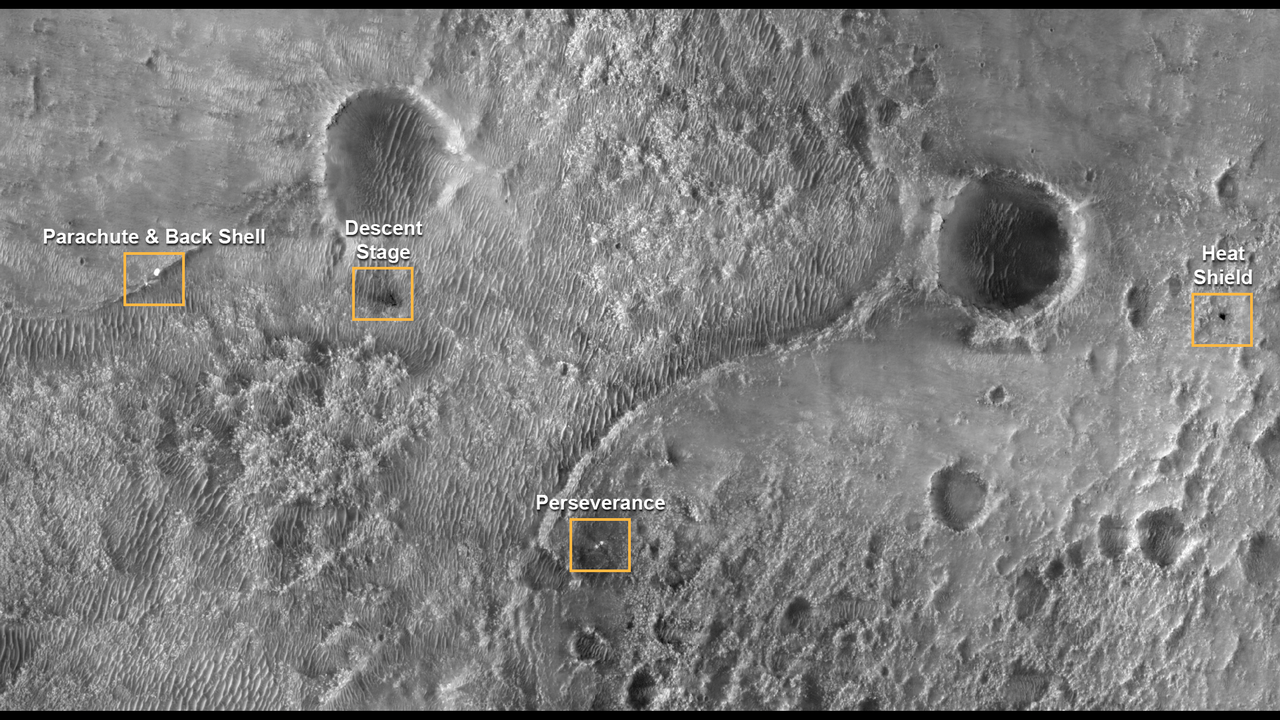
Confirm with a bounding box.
[858,696,881,711]
[836,84,871,161]
[1137,507,1185,568]
[627,667,658,710]
[1005,662,1049,709]
[1217,167,1239,203]
[1065,540,1086,568]
[907,63,937,103]
[1183,474,1207,509]
[929,464,987,531]
[570,627,612,664]
[653,613,692,648]
[938,172,1072,312]
[1098,515,1128,561]
[779,596,813,634]
[1254,420,1280,471]
[864,532,884,570]
[1126,282,1151,328]
[985,385,1007,405]
[1241,532,1280,586]
[1250,141,1269,170]
[875,97,900,127]
[995,554,1018,575]
[327,235,345,267]
[825,590,860,627]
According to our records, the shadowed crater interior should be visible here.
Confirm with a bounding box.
[1137,507,1185,568]
[938,172,1071,311]
[1241,532,1280,586]
[930,464,987,532]
[325,86,449,228]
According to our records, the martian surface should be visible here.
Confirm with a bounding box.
[1,9,1279,710]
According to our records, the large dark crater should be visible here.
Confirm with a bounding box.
[325,86,446,226]
[938,172,1071,312]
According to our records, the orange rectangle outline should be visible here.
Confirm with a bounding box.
[122,252,185,306]
[351,266,415,321]
[568,518,632,573]
[1191,292,1253,347]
